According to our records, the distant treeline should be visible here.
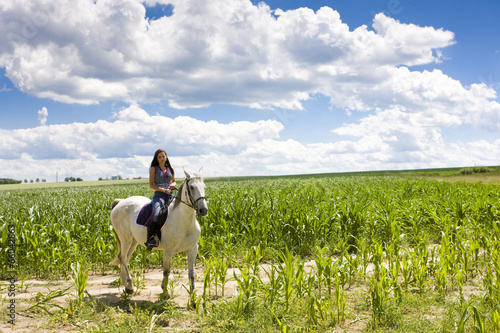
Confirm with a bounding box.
[0,178,22,185]
[0,178,49,185]
[65,177,83,182]
[460,166,492,175]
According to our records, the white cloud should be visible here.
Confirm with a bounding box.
[370,13,454,66]
[0,104,498,181]
[0,0,457,109]
[327,66,500,165]
[2,104,285,160]
[2,0,498,129]
[0,105,284,179]
[0,0,499,180]
[37,107,48,125]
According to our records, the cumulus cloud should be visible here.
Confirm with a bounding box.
[37,107,48,125]
[0,104,498,181]
[1,0,497,129]
[1,104,284,160]
[0,105,285,178]
[0,0,499,180]
[0,0,456,108]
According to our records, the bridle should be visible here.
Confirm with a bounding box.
[175,177,207,210]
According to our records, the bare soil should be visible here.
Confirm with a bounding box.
[2,256,484,332]
[2,262,312,332]
[2,265,208,332]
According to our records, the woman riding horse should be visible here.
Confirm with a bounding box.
[110,167,208,297]
[146,149,176,250]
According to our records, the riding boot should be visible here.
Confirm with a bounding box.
[145,216,160,251]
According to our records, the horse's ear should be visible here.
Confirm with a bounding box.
[184,167,191,179]
[198,167,203,176]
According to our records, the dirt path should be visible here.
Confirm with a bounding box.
[3,255,481,332]
[2,266,207,332]
[2,262,301,332]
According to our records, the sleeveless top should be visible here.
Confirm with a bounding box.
[154,166,172,194]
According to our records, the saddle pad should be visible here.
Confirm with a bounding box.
[136,202,153,227]
[136,201,168,228]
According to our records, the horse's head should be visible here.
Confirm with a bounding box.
[181,167,208,217]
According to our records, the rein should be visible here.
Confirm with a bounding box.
[174,177,206,210]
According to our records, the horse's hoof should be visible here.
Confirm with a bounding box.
[125,287,134,294]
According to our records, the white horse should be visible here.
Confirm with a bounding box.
[110,168,208,297]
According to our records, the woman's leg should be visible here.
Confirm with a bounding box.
[145,195,164,250]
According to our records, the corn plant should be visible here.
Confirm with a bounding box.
[261,264,282,310]
[410,244,431,294]
[314,296,337,328]
[334,273,349,324]
[202,258,214,299]
[400,251,412,293]
[344,251,359,288]
[362,264,395,327]
[272,309,291,333]
[307,296,321,326]
[314,246,339,296]
[181,283,197,310]
[371,242,384,281]
[232,262,258,304]
[356,237,371,280]
[214,255,231,296]
[455,301,474,333]
[491,310,500,332]
[25,287,70,314]
[293,259,307,298]
[70,261,91,303]
[276,247,296,313]
[472,306,486,333]
[435,247,449,298]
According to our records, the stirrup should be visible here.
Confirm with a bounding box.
[145,236,159,251]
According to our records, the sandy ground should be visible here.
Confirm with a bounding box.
[2,261,312,332]
[2,256,482,332]
[2,264,225,332]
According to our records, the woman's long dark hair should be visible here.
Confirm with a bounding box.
[150,149,175,177]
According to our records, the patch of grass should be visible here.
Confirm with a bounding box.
[34,297,185,332]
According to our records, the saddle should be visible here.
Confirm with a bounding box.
[136,200,170,240]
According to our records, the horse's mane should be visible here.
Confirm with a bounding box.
[172,179,185,210]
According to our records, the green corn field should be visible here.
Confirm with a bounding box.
[1,174,500,332]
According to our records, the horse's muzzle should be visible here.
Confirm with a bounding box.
[198,207,208,217]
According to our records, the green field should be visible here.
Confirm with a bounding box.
[0,178,150,190]
[2,165,499,191]
[1,171,500,332]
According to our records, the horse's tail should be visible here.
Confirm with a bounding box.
[110,228,122,266]
[110,199,123,266]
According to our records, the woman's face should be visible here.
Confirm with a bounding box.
[157,151,167,165]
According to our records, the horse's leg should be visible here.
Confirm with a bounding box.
[126,239,138,263]
[186,245,198,293]
[120,237,136,294]
[160,251,173,299]
[123,239,138,293]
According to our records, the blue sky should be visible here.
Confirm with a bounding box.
[1,0,499,181]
